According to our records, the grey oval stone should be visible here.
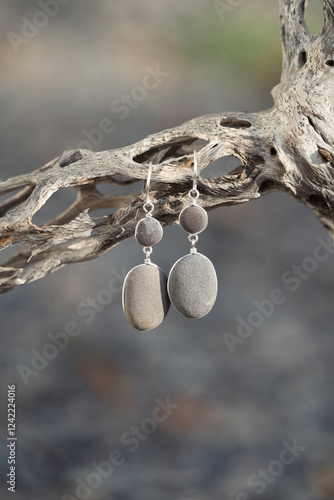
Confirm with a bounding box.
[168,253,217,319]
[135,217,163,247]
[122,263,170,331]
[179,205,208,234]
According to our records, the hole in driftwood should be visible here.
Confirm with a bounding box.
[0,185,35,218]
[298,51,307,68]
[307,116,318,135]
[0,243,24,267]
[32,187,78,227]
[258,180,278,193]
[59,150,83,168]
[97,182,139,197]
[88,208,116,218]
[133,137,209,164]
[281,21,286,43]
[270,147,277,157]
[318,147,334,164]
[220,118,252,129]
[325,60,334,67]
[201,156,243,179]
[89,183,141,218]
[187,138,210,153]
[304,0,324,34]
[308,194,328,211]
[0,185,29,202]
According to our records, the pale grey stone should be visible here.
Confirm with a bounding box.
[122,263,170,330]
[167,253,218,319]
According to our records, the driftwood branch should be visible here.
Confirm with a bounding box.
[1,0,334,293]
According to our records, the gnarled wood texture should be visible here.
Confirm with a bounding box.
[1,0,334,293]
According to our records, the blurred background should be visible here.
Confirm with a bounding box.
[1,1,333,499]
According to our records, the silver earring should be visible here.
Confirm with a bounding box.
[122,162,170,331]
[167,151,218,319]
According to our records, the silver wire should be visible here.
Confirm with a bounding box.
[193,150,198,191]
[188,151,200,203]
[143,162,154,215]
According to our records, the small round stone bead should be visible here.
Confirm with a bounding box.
[135,217,163,247]
[179,205,208,234]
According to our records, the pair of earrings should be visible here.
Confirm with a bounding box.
[122,152,218,331]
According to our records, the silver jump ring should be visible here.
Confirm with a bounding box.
[188,233,198,254]
[143,201,154,215]
[189,188,200,202]
[143,246,153,263]
[188,234,199,244]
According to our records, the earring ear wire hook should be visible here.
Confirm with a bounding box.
[189,151,200,203]
[143,162,154,215]
[145,161,153,204]
[193,150,198,192]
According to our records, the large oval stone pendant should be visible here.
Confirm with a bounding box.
[167,253,218,319]
[122,263,170,331]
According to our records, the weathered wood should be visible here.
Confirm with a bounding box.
[1,0,334,293]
